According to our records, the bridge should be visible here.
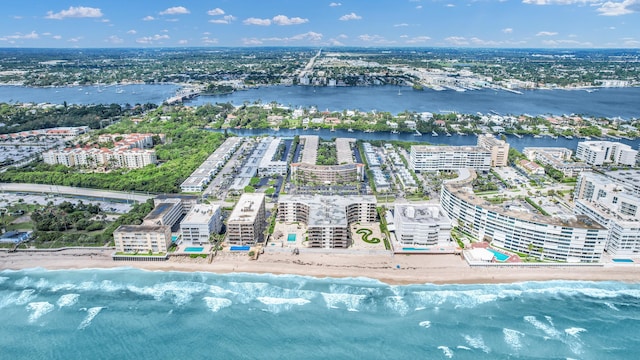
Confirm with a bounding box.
[164,88,201,105]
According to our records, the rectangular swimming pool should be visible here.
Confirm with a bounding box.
[287,234,296,242]
[402,247,430,251]
[487,248,509,262]
[184,247,204,252]
[612,258,634,263]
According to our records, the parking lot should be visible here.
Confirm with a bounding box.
[0,192,133,214]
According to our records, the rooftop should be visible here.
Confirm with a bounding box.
[444,169,605,230]
[181,204,220,224]
[228,193,265,223]
[280,194,376,227]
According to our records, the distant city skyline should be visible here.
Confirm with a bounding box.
[1,0,639,48]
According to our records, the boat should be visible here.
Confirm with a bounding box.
[414,130,422,137]
[116,88,124,94]
[431,131,438,137]
[563,135,574,139]
[391,130,399,134]
[512,133,523,139]
[446,132,452,137]
[533,135,542,138]
[397,89,402,96]
[347,128,354,132]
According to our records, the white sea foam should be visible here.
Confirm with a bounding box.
[257,297,310,306]
[57,294,79,308]
[77,307,103,330]
[26,301,54,323]
[15,289,36,305]
[503,328,524,351]
[412,289,500,309]
[127,281,209,306]
[545,316,554,327]
[456,346,471,350]
[384,296,409,316]
[604,302,619,311]
[50,283,77,292]
[14,276,32,288]
[463,334,491,353]
[437,346,453,358]
[203,297,232,313]
[418,320,431,328]
[321,292,366,312]
[0,276,9,285]
[414,306,426,311]
[565,327,586,337]
[524,315,561,338]
[208,285,236,297]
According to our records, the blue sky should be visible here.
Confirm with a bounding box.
[1,0,639,48]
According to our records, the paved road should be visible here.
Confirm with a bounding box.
[0,183,153,202]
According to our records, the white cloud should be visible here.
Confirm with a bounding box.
[207,8,225,16]
[243,17,271,26]
[210,15,236,24]
[136,34,170,44]
[394,23,409,27]
[536,31,558,36]
[106,35,123,44]
[445,3,455,7]
[405,36,431,44]
[522,0,597,4]
[67,37,82,43]
[329,2,342,6]
[45,6,103,20]
[541,39,593,47]
[329,38,344,46]
[159,6,190,15]
[178,39,188,45]
[142,16,155,21]
[272,15,309,25]
[201,37,218,44]
[445,36,469,46]
[502,28,513,34]
[242,38,263,45]
[260,32,323,43]
[623,39,640,46]
[339,12,362,21]
[337,34,348,39]
[52,35,62,40]
[13,16,23,19]
[597,0,640,16]
[127,29,137,34]
[358,34,394,44]
[1,31,39,40]
[416,5,424,8]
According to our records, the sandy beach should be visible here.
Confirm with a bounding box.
[2,249,640,285]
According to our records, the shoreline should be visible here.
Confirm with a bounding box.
[2,249,640,285]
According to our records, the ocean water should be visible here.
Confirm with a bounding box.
[1,268,639,359]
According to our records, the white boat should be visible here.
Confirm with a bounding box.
[397,89,402,96]
[431,130,438,137]
[414,130,422,137]
[347,128,354,132]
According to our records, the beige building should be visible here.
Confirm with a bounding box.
[290,163,364,184]
[226,193,266,246]
[278,195,377,248]
[114,225,171,254]
[477,134,510,167]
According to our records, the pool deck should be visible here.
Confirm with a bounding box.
[174,244,212,255]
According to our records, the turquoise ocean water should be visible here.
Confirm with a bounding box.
[1,268,639,359]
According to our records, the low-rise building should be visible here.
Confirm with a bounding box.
[114,225,172,254]
[575,141,638,166]
[394,204,452,247]
[258,137,288,177]
[226,193,266,246]
[290,163,365,184]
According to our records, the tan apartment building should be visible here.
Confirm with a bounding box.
[226,193,266,246]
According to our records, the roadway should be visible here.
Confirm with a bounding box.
[0,183,153,203]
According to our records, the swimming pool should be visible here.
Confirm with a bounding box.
[402,247,430,251]
[287,234,296,242]
[487,248,509,262]
[612,258,634,263]
[184,247,204,252]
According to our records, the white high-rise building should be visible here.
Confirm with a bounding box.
[180,204,222,245]
[410,145,491,172]
[394,204,452,247]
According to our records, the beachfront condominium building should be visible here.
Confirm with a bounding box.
[440,169,608,262]
[180,204,222,245]
[477,134,510,167]
[574,171,640,257]
[290,135,364,184]
[278,195,377,248]
[575,141,638,166]
[226,193,266,246]
[409,145,492,172]
[394,204,452,247]
[113,225,172,254]
[143,198,183,228]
